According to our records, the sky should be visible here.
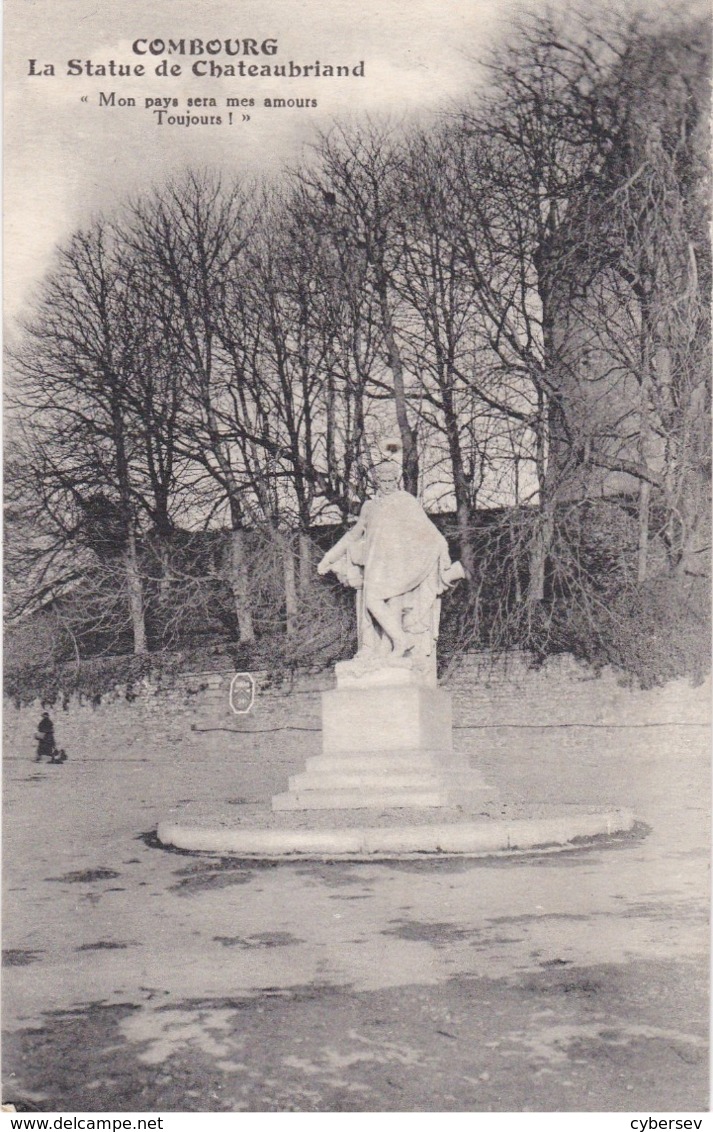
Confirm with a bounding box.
[4,0,689,330]
[3,0,513,327]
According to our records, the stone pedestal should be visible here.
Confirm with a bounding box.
[272,666,490,812]
[322,684,452,754]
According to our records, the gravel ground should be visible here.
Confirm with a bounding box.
[3,687,709,1113]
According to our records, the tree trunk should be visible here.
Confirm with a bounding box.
[527,395,556,604]
[442,380,475,589]
[637,300,653,583]
[637,480,651,583]
[282,531,298,637]
[298,531,313,594]
[454,497,476,597]
[377,280,419,494]
[157,539,172,602]
[510,520,523,605]
[528,508,554,604]
[125,530,147,655]
[228,529,255,644]
[672,465,710,578]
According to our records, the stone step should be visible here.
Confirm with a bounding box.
[288,770,444,792]
[304,753,440,774]
[272,787,450,811]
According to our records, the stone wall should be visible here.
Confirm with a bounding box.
[444,653,710,728]
[4,654,709,763]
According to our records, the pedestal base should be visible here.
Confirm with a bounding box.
[272,682,492,812]
[159,809,638,857]
[322,684,452,753]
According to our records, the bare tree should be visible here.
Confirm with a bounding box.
[555,18,711,581]
[8,223,156,653]
[305,121,421,493]
[6,11,707,682]
[387,127,515,585]
[125,171,260,643]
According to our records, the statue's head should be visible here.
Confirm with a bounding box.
[374,460,402,494]
[381,437,403,459]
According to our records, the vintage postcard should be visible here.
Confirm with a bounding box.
[3,0,709,1120]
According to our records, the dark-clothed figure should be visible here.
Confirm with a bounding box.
[35,712,54,762]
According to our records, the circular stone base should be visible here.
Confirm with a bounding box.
[157,807,636,859]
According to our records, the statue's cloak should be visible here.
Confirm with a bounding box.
[360,490,448,602]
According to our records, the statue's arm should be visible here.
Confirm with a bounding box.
[317,517,366,576]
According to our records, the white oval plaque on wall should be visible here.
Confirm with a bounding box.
[229,672,255,714]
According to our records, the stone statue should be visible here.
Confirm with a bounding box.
[317,462,464,679]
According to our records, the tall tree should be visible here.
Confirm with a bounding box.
[125,171,260,643]
[8,223,154,653]
[306,122,421,494]
[555,18,711,581]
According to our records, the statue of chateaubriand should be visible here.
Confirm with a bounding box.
[317,461,464,677]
